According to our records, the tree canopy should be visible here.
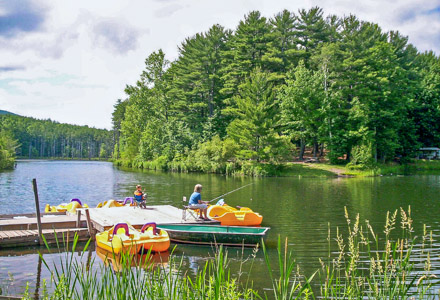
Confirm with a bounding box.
[112,7,440,172]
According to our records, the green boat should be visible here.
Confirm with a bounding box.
[156,224,269,247]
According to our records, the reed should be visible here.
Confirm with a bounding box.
[262,236,315,299]
[20,232,260,300]
[318,206,438,299]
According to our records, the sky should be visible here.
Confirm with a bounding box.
[0,0,439,130]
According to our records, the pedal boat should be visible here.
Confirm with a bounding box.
[95,222,170,254]
[207,204,263,226]
[96,198,135,208]
[44,198,89,214]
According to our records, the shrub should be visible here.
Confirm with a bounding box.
[347,143,374,170]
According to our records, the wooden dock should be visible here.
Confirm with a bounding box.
[0,211,90,249]
[84,205,217,232]
[0,214,86,231]
[0,228,89,248]
[0,205,216,249]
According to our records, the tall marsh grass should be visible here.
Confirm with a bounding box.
[15,207,440,299]
[319,206,438,299]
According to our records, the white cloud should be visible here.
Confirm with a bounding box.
[0,0,439,130]
[154,3,185,18]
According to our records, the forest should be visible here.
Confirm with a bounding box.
[0,114,113,168]
[112,7,440,174]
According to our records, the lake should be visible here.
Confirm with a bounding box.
[0,160,439,296]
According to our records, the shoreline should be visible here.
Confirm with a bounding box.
[114,158,440,177]
[10,158,440,178]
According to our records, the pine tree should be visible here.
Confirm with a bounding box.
[227,68,280,161]
[220,11,272,104]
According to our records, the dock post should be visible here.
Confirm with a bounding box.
[32,178,43,245]
[76,210,81,228]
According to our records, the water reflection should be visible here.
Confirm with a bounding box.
[95,246,170,272]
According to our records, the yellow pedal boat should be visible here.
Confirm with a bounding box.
[207,204,263,226]
[44,198,89,214]
[96,198,135,208]
[96,222,170,255]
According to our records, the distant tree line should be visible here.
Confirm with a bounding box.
[113,7,440,172]
[0,115,113,162]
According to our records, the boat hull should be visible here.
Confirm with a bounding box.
[157,224,269,247]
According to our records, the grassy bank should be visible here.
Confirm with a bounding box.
[2,208,438,299]
[114,157,440,177]
[114,159,337,177]
[307,160,440,177]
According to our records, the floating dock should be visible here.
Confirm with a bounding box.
[84,205,213,231]
[0,205,217,249]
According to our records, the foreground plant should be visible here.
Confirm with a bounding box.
[319,206,438,299]
[21,233,260,300]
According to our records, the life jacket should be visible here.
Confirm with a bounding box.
[134,191,143,202]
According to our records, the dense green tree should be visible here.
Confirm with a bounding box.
[296,7,329,66]
[220,11,272,104]
[227,68,281,161]
[0,130,18,169]
[412,52,440,147]
[170,25,229,139]
[280,61,326,159]
[263,10,300,82]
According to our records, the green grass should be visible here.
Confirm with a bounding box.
[305,160,440,177]
[277,163,336,177]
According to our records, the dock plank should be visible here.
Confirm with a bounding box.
[0,228,89,249]
[0,215,84,231]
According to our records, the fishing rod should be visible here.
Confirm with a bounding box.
[208,182,254,203]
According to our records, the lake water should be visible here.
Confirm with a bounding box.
[0,160,439,297]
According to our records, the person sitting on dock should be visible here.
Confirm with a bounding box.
[189,184,209,220]
[134,185,147,209]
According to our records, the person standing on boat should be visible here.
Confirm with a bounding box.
[134,185,147,209]
[189,184,209,220]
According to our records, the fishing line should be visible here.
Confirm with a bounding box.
[208,182,254,203]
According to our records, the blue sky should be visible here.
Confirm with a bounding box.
[0,0,439,129]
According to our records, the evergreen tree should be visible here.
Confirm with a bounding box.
[170,25,229,139]
[220,11,272,104]
[263,9,299,83]
[227,68,280,161]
